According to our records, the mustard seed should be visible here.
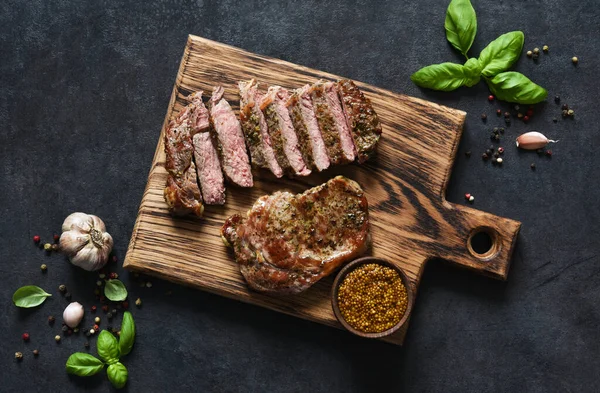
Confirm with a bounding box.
[572,56,578,64]
[543,45,549,52]
[40,264,47,272]
[15,352,23,361]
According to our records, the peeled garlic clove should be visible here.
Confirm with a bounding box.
[516,132,558,150]
[63,302,84,328]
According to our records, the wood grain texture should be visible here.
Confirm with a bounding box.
[124,35,522,345]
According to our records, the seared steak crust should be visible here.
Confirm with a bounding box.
[163,92,208,216]
[209,86,253,188]
[337,79,382,163]
[311,81,348,165]
[239,80,283,178]
[222,176,370,294]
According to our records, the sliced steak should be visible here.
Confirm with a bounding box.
[286,85,330,172]
[238,80,283,178]
[311,81,355,164]
[221,176,370,294]
[209,86,253,187]
[163,93,207,216]
[260,86,311,176]
[337,79,382,163]
[193,132,225,205]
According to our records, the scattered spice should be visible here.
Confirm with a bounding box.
[58,284,67,294]
[488,95,494,102]
[482,153,489,160]
[496,157,503,164]
[572,56,578,65]
[109,272,119,280]
[531,163,536,170]
[135,298,142,307]
[96,280,103,287]
[561,104,568,110]
[22,332,30,341]
[337,263,408,333]
[53,234,60,243]
[567,109,574,117]
[89,328,95,335]
[543,45,549,53]
[562,110,568,118]
[517,113,524,119]
[33,235,40,243]
[481,113,487,121]
[51,244,59,251]
[107,312,113,319]
[496,109,502,116]
[546,149,553,157]
[526,50,532,57]
[464,193,471,200]
[532,53,539,61]
[94,317,101,324]
[43,243,52,251]
[468,195,475,203]
[32,349,39,357]
[91,305,97,313]
[48,315,55,325]
[84,341,90,349]
[145,282,152,288]
[55,335,61,343]
[554,95,560,103]
[498,147,504,154]
[93,324,99,330]
[523,115,529,122]
[553,118,558,123]
[465,150,471,158]
[62,325,68,333]
[15,352,23,361]
[102,305,109,313]
[533,47,540,55]
[40,264,47,272]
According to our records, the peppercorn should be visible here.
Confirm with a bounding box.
[107,312,113,319]
[32,349,39,357]
[109,272,119,279]
[102,305,109,313]
[84,341,90,349]
[93,324,99,330]
[543,45,549,53]
[91,305,97,313]
[51,244,59,251]
[65,292,72,300]
[481,113,487,121]
[112,309,117,315]
[553,118,558,123]
[496,157,503,164]
[562,110,568,118]
[486,149,493,156]
[89,328,95,335]
[561,104,569,111]
[493,152,500,158]
[496,109,502,116]
[112,255,118,263]
[58,284,66,293]
[504,112,510,118]
[468,195,475,203]
[530,163,536,170]
[94,317,100,324]
[494,134,500,140]
[40,264,47,272]
[537,149,544,155]
[482,153,489,160]
[533,47,540,55]
[489,145,495,150]
[135,298,142,307]
[43,243,52,251]
[532,53,539,60]
[464,193,471,200]
[499,127,505,134]
[517,113,523,119]
[15,352,23,361]
[490,133,497,140]
[53,234,60,243]
[465,150,471,158]
[488,95,494,101]
[523,115,530,122]
[55,335,61,343]
[567,109,574,116]
[33,235,40,243]
[48,315,55,325]
[526,50,532,57]
[85,330,91,337]
[62,325,68,333]
[96,280,102,287]
[572,56,578,64]
[546,150,552,157]
[554,95,560,103]
[22,332,30,341]
[73,327,79,333]
[498,147,504,154]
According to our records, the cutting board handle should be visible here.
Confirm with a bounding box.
[435,202,522,280]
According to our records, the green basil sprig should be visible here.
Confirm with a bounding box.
[12,285,52,308]
[445,0,477,57]
[66,311,136,389]
[104,279,128,301]
[411,0,546,104]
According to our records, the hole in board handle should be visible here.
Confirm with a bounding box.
[467,227,501,260]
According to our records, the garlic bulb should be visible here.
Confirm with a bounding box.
[63,302,84,328]
[59,212,113,271]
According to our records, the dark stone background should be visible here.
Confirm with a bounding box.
[1,1,599,392]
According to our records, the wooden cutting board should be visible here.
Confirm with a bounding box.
[124,35,521,345]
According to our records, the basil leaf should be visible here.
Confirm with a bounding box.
[444,0,477,56]
[107,362,128,389]
[479,31,524,77]
[104,279,128,301]
[486,72,548,104]
[411,63,466,91]
[462,58,482,87]
[97,330,120,363]
[12,285,52,308]
[119,311,136,357]
[66,353,104,377]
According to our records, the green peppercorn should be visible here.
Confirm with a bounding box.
[526,50,532,57]
[135,298,142,307]
[567,109,574,116]
[58,284,66,293]
[43,243,52,251]
[94,317,100,324]
[54,335,61,343]
[543,45,549,52]
[40,264,47,272]
[15,352,23,361]
[572,56,578,64]
[533,47,540,55]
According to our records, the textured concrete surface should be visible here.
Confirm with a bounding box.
[1,1,599,392]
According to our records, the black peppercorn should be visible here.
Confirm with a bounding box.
[494,152,500,158]
[58,284,66,293]
[481,113,487,121]
[85,330,91,337]
[504,112,510,118]
[554,95,560,103]
[536,149,544,155]
[494,134,500,140]
[482,153,489,160]
[33,349,39,357]
[530,163,536,170]
[562,110,568,118]
[499,127,505,134]
[84,341,90,349]
[62,325,68,333]
[562,104,569,110]
[48,316,55,325]
[112,309,117,315]
[493,127,499,133]
[490,133,497,140]
[107,312,113,319]
[486,149,493,156]
[553,118,558,123]
[489,145,495,150]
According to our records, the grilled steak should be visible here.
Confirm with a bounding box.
[209,86,253,187]
[193,132,226,205]
[286,85,331,172]
[239,80,283,178]
[163,92,208,216]
[221,176,370,294]
[260,86,311,176]
[311,81,355,164]
[337,80,382,163]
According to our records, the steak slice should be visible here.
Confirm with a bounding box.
[221,176,370,294]
[337,79,382,163]
[310,81,355,164]
[209,86,253,187]
[286,85,330,172]
[238,80,283,178]
[260,86,311,176]
[193,132,226,205]
[163,93,207,216]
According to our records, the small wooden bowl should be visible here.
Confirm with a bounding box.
[331,257,414,339]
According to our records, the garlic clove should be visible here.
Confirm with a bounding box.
[59,231,89,257]
[89,214,107,233]
[516,131,558,150]
[62,212,93,233]
[63,302,84,328]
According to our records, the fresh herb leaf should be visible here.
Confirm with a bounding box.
[12,285,52,308]
[444,0,477,57]
[119,311,136,357]
[479,31,524,77]
[107,362,128,389]
[104,279,128,301]
[66,353,104,377]
[411,63,467,91]
[97,330,120,363]
[462,58,482,86]
[486,71,548,104]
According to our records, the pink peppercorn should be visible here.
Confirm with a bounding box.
[488,95,494,101]
[22,333,30,341]
[33,235,40,243]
